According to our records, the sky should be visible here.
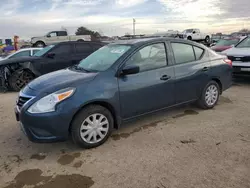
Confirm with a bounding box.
[0,0,249,39]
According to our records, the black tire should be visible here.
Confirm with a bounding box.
[34,41,45,47]
[205,36,210,43]
[8,70,35,91]
[77,39,84,42]
[71,105,114,149]
[197,81,220,109]
[187,36,192,40]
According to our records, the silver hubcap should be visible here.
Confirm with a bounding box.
[205,84,218,106]
[80,113,109,144]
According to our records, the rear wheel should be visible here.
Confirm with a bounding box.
[34,41,45,47]
[197,81,220,109]
[8,70,35,91]
[205,36,210,43]
[187,36,192,40]
[71,105,113,149]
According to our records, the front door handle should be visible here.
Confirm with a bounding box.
[202,67,209,71]
[160,75,171,81]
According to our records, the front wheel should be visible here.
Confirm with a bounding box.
[205,36,210,43]
[197,81,220,109]
[71,105,113,149]
[8,70,35,91]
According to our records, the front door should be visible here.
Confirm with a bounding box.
[46,31,58,45]
[118,42,175,119]
[40,43,74,74]
[170,42,211,103]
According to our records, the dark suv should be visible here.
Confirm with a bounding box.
[0,41,105,91]
[15,38,232,149]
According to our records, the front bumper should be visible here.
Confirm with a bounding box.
[232,62,250,76]
[15,102,74,143]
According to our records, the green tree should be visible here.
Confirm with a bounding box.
[75,27,101,40]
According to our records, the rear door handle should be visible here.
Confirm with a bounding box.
[202,67,209,71]
[160,75,171,81]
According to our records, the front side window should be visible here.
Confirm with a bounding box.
[215,39,240,46]
[126,43,167,72]
[51,44,72,54]
[32,49,41,55]
[236,37,250,48]
[48,32,57,37]
[34,45,54,57]
[171,43,195,64]
[9,50,30,59]
[78,44,131,72]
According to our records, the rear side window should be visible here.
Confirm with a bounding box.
[75,43,92,53]
[51,44,72,54]
[10,50,30,58]
[171,43,195,64]
[57,31,67,36]
[193,46,204,60]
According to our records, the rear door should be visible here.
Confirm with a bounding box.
[40,43,74,74]
[170,41,211,104]
[71,43,95,65]
[118,42,176,119]
[46,31,58,45]
[57,31,68,42]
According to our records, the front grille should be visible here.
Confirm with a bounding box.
[228,56,250,62]
[17,96,32,108]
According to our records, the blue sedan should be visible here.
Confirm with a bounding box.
[15,38,232,148]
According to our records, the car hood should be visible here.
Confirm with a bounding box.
[0,56,43,66]
[222,47,250,56]
[27,68,98,93]
[211,45,232,52]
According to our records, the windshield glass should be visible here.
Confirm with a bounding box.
[33,45,54,56]
[78,44,131,72]
[215,39,240,46]
[183,29,193,33]
[236,37,250,48]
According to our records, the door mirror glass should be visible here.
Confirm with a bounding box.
[47,34,51,38]
[47,52,55,58]
[122,65,139,75]
[193,31,196,34]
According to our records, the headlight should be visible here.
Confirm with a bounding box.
[28,88,75,114]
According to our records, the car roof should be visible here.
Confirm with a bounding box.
[108,37,204,47]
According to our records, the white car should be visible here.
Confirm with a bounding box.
[222,37,250,76]
[0,48,42,61]
[179,29,211,43]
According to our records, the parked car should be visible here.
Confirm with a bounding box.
[14,37,232,149]
[31,30,91,47]
[0,48,42,61]
[179,29,211,44]
[0,41,105,91]
[222,37,250,76]
[211,37,244,52]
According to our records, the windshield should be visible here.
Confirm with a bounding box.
[183,29,193,33]
[77,44,131,72]
[236,37,250,48]
[215,39,240,46]
[33,45,54,56]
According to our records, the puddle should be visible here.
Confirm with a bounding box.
[111,120,162,140]
[73,161,83,168]
[180,139,196,144]
[219,96,233,104]
[172,109,199,118]
[57,152,81,165]
[30,153,47,160]
[4,169,94,188]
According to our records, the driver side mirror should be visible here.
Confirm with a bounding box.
[192,31,196,34]
[47,52,55,58]
[121,65,139,76]
[47,35,51,38]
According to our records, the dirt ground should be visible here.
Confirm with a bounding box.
[0,79,250,188]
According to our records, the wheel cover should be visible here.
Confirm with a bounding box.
[205,84,218,106]
[14,71,34,90]
[80,113,109,144]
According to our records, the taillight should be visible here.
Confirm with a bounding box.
[224,59,232,67]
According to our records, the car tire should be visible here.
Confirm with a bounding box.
[77,39,84,42]
[197,81,220,109]
[8,70,35,91]
[34,41,45,48]
[71,105,114,149]
[187,36,192,40]
[205,36,210,43]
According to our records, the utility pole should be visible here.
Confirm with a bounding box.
[133,18,136,36]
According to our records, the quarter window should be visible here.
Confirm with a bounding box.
[126,43,167,72]
[193,46,204,60]
[171,43,195,64]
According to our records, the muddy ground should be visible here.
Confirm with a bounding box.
[0,78,249,188]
